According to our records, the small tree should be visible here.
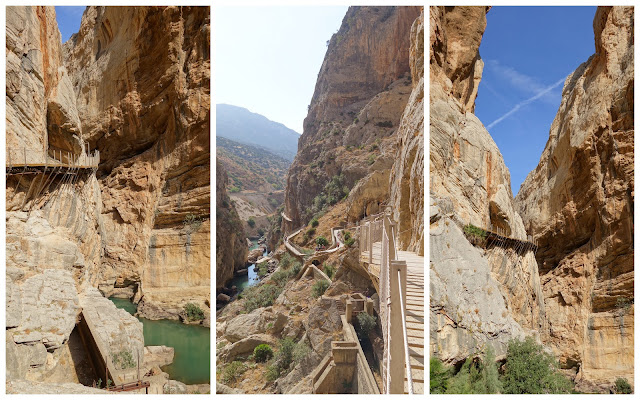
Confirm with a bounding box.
[310,218,319,228]
[501,337,572,394]
[323,263,335,279]
[356,312,376,341]
[316,236,329,247]
[247,217,256,228]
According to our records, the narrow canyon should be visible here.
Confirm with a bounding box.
[429,5,633,394]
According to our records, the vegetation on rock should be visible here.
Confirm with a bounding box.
[614,378,632,394]
[312,280,330,298]
[253,344,274,363]
[112,349,137,370]
[184,303,205,321]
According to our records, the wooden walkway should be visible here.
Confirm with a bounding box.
[362,242,425,394]
[6,147,100,173]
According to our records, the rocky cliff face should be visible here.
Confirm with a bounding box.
[6,5,210,386]
[63,6,211,318]
[429,6,546,363]
[515,6,634,389]
[388,10,425,255]
[283,6,421,228]
[216,162,248,289]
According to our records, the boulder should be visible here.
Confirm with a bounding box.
[219,334,276,362]
[144,345,174,369]
[163,380,187,394]
[224,308,267,343]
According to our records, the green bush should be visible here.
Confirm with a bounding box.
[367,154,376,165]
[356,312,376,341]
[310,218,319,228]
[257,228,265,236]
[256,261,269,277]
[312,280,330,298]
[306,228,316,238]
[184,303,205,321]
[343,231,352,241]
[279,253,293,269]
[221,361,247,384]
[430,357,451,394]
[248,217,256,228]
[253,344,273,363]
[292,262,302,276]
[345,237,356,247]
[323,263,335,279]
[243,284,282,312]
[615,378,632,394]
[112,349,136,370]
[265,363,279,382]
[271,267,296,285]
[316,236,329,247]
[501,337,572,394]
[463,224,487,239]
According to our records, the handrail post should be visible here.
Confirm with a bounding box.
[367,222,373,264]
[389,259,408,393]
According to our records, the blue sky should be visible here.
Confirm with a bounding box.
[216,6,348,133]
[475,6,597,195]
[55,6,85,43]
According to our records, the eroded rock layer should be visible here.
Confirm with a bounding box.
[429,6,545,363]
[515,6,634,388]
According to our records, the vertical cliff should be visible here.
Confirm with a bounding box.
[389,9,425,255]
[63,6,211,318]
[515,6,634,389]
[216,162,248,289]
[6,6,143,385]
[282,6,421,229]
[429,6,546,363]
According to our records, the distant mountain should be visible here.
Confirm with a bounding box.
[216,104,300,161]
[216,136,290,192]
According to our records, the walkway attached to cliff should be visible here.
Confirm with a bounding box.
[464,223,538,254]
[359,212,424,394]
[6,146,100,173]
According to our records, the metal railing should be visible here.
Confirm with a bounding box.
[358,211,413,394]
[7,146,100,169]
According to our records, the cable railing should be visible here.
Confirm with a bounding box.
[358,210,413,394]
[7,146,100,170]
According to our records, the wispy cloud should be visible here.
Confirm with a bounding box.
[485,59,561,105]
[486,77,565,130]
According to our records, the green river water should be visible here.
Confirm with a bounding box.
[109,298,210,384]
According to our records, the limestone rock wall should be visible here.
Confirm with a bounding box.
[389,9,424,255]
[6,6,83,155]
[216,162,248,289]
[283,6,421,228]
[515,6,634,388]
[63,6,211,317]
[429,6,546,362]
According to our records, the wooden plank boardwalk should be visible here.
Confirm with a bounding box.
[362,242,425,394]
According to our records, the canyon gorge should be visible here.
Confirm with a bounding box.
[429,5,633,393]
[6,6,210,393]
[216,6,424,394]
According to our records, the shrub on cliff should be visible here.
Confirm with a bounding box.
[243,284,282,312]
[501,337,572,394]
[279,253,293,268]
[184,303,205,321]
[253,344,273,363]
[247,217,256,228]
[615,378,632,394]
[221,361,247,384]
[312,280,330,298]
[112,349,137,370]
[310,218,319,228]
[323,263,335,279]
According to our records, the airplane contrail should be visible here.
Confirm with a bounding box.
[486,77,566,130]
